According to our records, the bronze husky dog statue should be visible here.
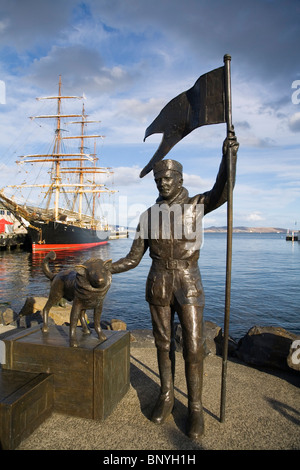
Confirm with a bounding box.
[42,251,112,347]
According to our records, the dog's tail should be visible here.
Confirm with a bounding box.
[42,251,56,280]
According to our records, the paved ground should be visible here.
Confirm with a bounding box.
[11,334,300,451]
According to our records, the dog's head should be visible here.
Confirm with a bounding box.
[75,258,112,289]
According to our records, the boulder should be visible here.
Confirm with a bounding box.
[18,296,74,326]
[203,321,223,355]
[0,299,54,329]
[237,325,300,371]
[0,307,16,325]
[17,311,55,329]
[101,318,127,331]
[110,318,127,331]
[174,321,237,357]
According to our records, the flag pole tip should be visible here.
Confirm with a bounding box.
[223,54,231,62]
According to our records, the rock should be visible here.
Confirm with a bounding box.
[287,339,300,371]
[100,320,111,330]
[16,311,55,329]
[18,296,78,326]
[237,325,300,371]
[0,307,17,325]
[203,321,223,355]
[101,319,127,331]
[174,321,236,357]
[110,319,127,331]
[19,297,36,316]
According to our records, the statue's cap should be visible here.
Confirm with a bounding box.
[153,159,183,178]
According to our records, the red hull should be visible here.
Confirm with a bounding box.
[32,241,108,252]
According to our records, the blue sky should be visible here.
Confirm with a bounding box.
[0,0,299,229]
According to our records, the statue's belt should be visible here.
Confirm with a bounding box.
[152,259,197,270]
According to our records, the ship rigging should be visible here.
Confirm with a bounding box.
[0,76,116,251]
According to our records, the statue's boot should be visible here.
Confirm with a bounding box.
[185,361,205,440]
[151,350,174,424]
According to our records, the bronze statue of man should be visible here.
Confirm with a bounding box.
[111,130,239,440]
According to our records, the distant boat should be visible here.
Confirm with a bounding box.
[286,230,298,241]
[109,227,128,239]
[0,77,117,252]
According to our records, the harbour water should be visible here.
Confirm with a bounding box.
[0,232,299,341]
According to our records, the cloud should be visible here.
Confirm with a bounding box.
[182,173,211,191]
[112,165,142,186]
[244,212,264,222]
[0,0,299,230]
[0,0,74,50]
[2,0,300,93]
[26,45,135,94]
[235,121,251,130]
[0,162,16,182]
[115,98,166,125]
[288,113,300,133]
[90,0,300,86]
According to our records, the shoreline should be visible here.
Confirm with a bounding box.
[0,323,299,451]
[1,318,299,374]
[204,226,287,233]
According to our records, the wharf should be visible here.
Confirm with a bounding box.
[0,325,299,451]
[286,232,299,241]
[0,232,28,250]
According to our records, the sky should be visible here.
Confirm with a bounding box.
[0,0,299,230]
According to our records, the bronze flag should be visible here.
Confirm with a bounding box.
[140,66,226,178]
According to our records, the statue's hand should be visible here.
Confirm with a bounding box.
[222,126,239,156]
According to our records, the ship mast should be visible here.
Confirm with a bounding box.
[65,103,105,222]
[54,76,62,219]
[63,102,113,224]
[30,75,83,220]
[4,76,116,226]
[92,140,97,224]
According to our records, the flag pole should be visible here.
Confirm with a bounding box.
[220,54,233,423]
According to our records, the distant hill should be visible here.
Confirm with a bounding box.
[204,226,286,233]
[127,225,287,233]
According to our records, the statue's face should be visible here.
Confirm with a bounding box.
[155,170,183,200]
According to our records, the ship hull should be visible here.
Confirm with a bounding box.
[27,220,110,252]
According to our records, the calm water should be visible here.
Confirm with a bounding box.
[0,233,299,340]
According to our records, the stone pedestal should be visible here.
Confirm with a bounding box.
[0,369,53,450]
[1,326,130,421]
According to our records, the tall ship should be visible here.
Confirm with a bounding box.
[0,77,115,252]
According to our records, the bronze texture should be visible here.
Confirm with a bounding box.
[111,132,238,439]
[41,251,112,347]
